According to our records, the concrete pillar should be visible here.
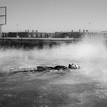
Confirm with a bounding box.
[0,25,2,38]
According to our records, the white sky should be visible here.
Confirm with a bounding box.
[0,0,107,32]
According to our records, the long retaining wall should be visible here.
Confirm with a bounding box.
[1,31,107,48]
[0,37,81,48]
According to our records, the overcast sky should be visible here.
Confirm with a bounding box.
[0,0,107,32]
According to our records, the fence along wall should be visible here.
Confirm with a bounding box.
[83,32,107,38]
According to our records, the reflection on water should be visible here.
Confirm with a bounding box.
[0,36,107,107]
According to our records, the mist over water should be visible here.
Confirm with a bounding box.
[0,35,107,84]
[1,35,107,107]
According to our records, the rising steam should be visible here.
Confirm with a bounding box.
[0,35,107,84]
